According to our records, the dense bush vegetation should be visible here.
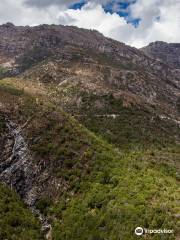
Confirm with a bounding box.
[60,91,178,149]
[0,184,42,240]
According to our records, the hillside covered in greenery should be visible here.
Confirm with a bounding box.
[0,78,179,239]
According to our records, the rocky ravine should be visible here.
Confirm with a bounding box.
[0,116,52,239]
[0,117,34,204]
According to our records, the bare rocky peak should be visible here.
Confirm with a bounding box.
[0,23,180,76]
[0,23,179,118]
[0,23,147,65]
[141,41,180,69]
[0,23,177,82]
[0,23,109,55]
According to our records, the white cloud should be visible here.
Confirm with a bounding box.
[56,2,137,46]
[128,0,180,47]
[24,0,78,8]
[0,0,180,48]
[0,0,60,26]
[24,0,111,8]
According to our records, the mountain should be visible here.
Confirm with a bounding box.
[141,41,180,70]
[1,23,180,115]
[0,23,179,240]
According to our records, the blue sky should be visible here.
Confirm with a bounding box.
[70,1,86,10]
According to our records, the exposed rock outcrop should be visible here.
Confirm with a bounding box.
[141,41,180,70]
[0,116,52,239]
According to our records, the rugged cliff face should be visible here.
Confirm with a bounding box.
[0,23,179,120]
[141,41,180,70]
[0,23,179,88]
[0,24,179,240]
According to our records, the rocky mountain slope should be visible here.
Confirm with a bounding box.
[141,41,180,70]
[0,23,179,240]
